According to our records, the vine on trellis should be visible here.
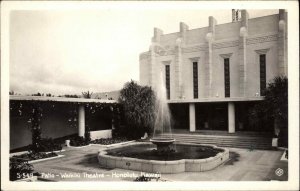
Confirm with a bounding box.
[30,103,43,152]
[10,100,122,148]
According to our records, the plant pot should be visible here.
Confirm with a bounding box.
[65,140,70,147]
[272,138,278,147]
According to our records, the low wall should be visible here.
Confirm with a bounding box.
[98,142,229,174]
[90,130,112,140]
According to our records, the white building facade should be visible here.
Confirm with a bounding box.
[139,10,287,133]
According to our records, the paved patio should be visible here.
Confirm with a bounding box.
[32,144,288,182]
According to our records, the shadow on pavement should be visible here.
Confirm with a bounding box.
[224,152,240,165]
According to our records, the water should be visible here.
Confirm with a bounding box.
[106,143,224,161]
[152,71,173,140]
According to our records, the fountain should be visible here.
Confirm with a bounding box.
[97,71,229,174]
[150,71,175,153]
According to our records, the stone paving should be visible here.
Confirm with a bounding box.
[32,144,288,182]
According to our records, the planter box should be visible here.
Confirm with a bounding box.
[68,144,91,149]
[10,150,65,157]
[28,155,64,164]
[90,140,135,148]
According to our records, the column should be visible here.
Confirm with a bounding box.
[78,104,85,137]
[205,16,216,97]
[278,9,287,76]
[149,28,163,90]
[238,10,249,97]
[228,102,235,133]
[189,103,196,132]
[174,40,182,99]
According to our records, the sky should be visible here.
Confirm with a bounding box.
[9,9,278,95]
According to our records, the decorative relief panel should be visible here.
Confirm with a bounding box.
[213,40,239,49]
[182,45,208,53]
[247,34,278,45]
[146,34,278,57]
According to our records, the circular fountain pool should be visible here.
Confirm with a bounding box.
[98,142,229,173]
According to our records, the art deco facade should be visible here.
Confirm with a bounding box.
[139,10,287,133]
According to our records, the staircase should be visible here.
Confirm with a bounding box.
[166,133,273,150]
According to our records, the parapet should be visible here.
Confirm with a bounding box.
[152,27,163,43]
[241,10,249,28]
[180,22,189,32]
[208,16,217,35]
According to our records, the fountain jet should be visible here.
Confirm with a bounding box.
[150,71,175,152]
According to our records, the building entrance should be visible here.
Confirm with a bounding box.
[195,103,228,131]
[169,103,189,130]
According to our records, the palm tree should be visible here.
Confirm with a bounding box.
[82,91,93,99]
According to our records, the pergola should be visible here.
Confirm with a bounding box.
[10,95,117,138]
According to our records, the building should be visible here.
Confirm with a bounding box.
[139,10,287,133]
[9,96,116,150]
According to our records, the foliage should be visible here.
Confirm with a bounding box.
[9,157,34,181]
[82,91,93,99]
[264,76,288,127]
[69,136,89,147]
[12,151,58,161]
[64,94,80,98]
[30,103,43,152]
[90,137,129,145]
[248,76,288,145]
[30,138,62,152]
[111,105,124,138]
[248,103,273,131]
[32,92,44,96]
[118,80,156,139]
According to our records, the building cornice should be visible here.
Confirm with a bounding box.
[9,95,117,104]
[167,97,264,103]
[140,33,279,57]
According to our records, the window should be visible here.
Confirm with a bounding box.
[193,62,198,99]
[224,58,230,97]
[260,54,266,96]
[165,65,170,100]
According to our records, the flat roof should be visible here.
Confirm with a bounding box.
[9,95,263,104]
[9,95,117,104]
[167,97,264,103]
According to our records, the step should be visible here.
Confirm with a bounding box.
[174,140,271,145]
[162,136,272,142]
[175,140,272,148]
[172,137,271,142]
[175,141,271,150]
[172,140,270,144]
[173,137,271,142]
[171,135,271,140]
[176,139,271,145]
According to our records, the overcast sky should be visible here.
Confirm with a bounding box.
[9,9,278,95]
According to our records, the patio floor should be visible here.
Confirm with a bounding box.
[32,143,288,182]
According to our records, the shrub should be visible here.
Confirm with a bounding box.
[9,157,34,181]
[90,137,128,145]
[248,76,288,145]
[12,151,58,161]
[69,136,89,147]
[118,80,156,139]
